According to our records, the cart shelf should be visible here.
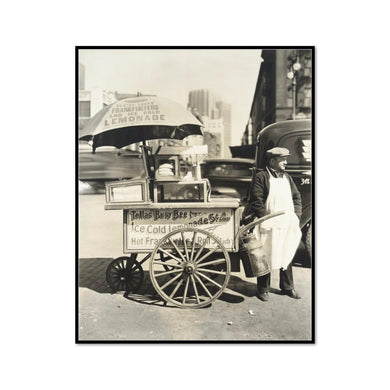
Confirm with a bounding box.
[105,199,240,210]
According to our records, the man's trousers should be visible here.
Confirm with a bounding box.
[257,262,294,293]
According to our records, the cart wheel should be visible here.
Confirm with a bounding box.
[159,251,177,276]
[149,227,231,308]
[106,256,144,293]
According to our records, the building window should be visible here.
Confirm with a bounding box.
[79,101,91,118]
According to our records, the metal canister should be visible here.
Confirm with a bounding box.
[240,233,270,277]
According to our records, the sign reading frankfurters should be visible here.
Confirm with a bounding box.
[125,208,235,252]
[103,99,166,129]
[97,97,202,132]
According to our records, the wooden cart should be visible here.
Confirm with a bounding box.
[105,191,283,309]
[106,196,242,307]
[103,142,285,308]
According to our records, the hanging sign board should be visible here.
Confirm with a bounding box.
[124,207,236,252]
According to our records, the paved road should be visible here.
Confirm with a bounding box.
[78,193,312,341]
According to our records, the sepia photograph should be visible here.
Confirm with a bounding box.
[77,47,314,342]
[5,0,390,386]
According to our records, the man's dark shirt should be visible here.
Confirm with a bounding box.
[242,168,302,223]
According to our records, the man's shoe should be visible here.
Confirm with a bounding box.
[256,291,269,301]
[283,289,301,299]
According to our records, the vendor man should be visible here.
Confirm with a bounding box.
[243,147,302,302]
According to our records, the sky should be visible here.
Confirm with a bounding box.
[79,49,263,146]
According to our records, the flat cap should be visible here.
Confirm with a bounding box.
[266,147,291,157]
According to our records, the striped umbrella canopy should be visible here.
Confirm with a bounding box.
[79,96,203,150]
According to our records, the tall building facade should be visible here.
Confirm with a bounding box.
[78,87,117,132]
[188,89,218,117]
[242,49,312,145]
[216,100,231,157]
[79,63,85,90]
[78,65,154,135]
[188,89,231,158]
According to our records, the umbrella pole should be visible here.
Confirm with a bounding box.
[140,140,155,200]
[141,140,152,177]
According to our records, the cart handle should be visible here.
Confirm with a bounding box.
[235,211,285,240]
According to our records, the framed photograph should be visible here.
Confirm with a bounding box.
[77,46,314,343]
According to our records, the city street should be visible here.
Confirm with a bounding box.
[78,192,312,341]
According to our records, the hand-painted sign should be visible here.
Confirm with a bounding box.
[104,99,166,128]
[125,208,235,251]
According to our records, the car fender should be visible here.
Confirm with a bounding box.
[300,201,311,230]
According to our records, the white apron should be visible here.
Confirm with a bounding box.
[255,169,302,270]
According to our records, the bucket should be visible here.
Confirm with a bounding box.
[240,233,270,277]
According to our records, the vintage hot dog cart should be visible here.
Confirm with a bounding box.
[79,95,280,308]
[104,144,281,308]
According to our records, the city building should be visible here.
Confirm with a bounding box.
[78,66,155,136]
[242,48,312,146]
[79,63,85,90]
[188,89,231,158]
[78,87,117,132]
[201,117,224,158]
[216,100,232,158]
[188,89,218,117]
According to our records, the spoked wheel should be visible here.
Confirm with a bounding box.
[160,251,178,276]
[106,256,144,293]
[149,228,231,308]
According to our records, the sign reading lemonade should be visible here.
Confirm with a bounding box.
[125,208,236,252]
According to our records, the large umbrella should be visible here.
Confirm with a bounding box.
[79,96,203,150]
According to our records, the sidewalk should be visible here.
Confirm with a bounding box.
[78,194,312,341]
[78,256,312,341]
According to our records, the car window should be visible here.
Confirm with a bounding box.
[277,133,311,165]
[210,187,241,199]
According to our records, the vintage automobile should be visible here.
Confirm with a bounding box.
[79,143,145,181]
[78,142,145,193]
[201,158,255,204]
